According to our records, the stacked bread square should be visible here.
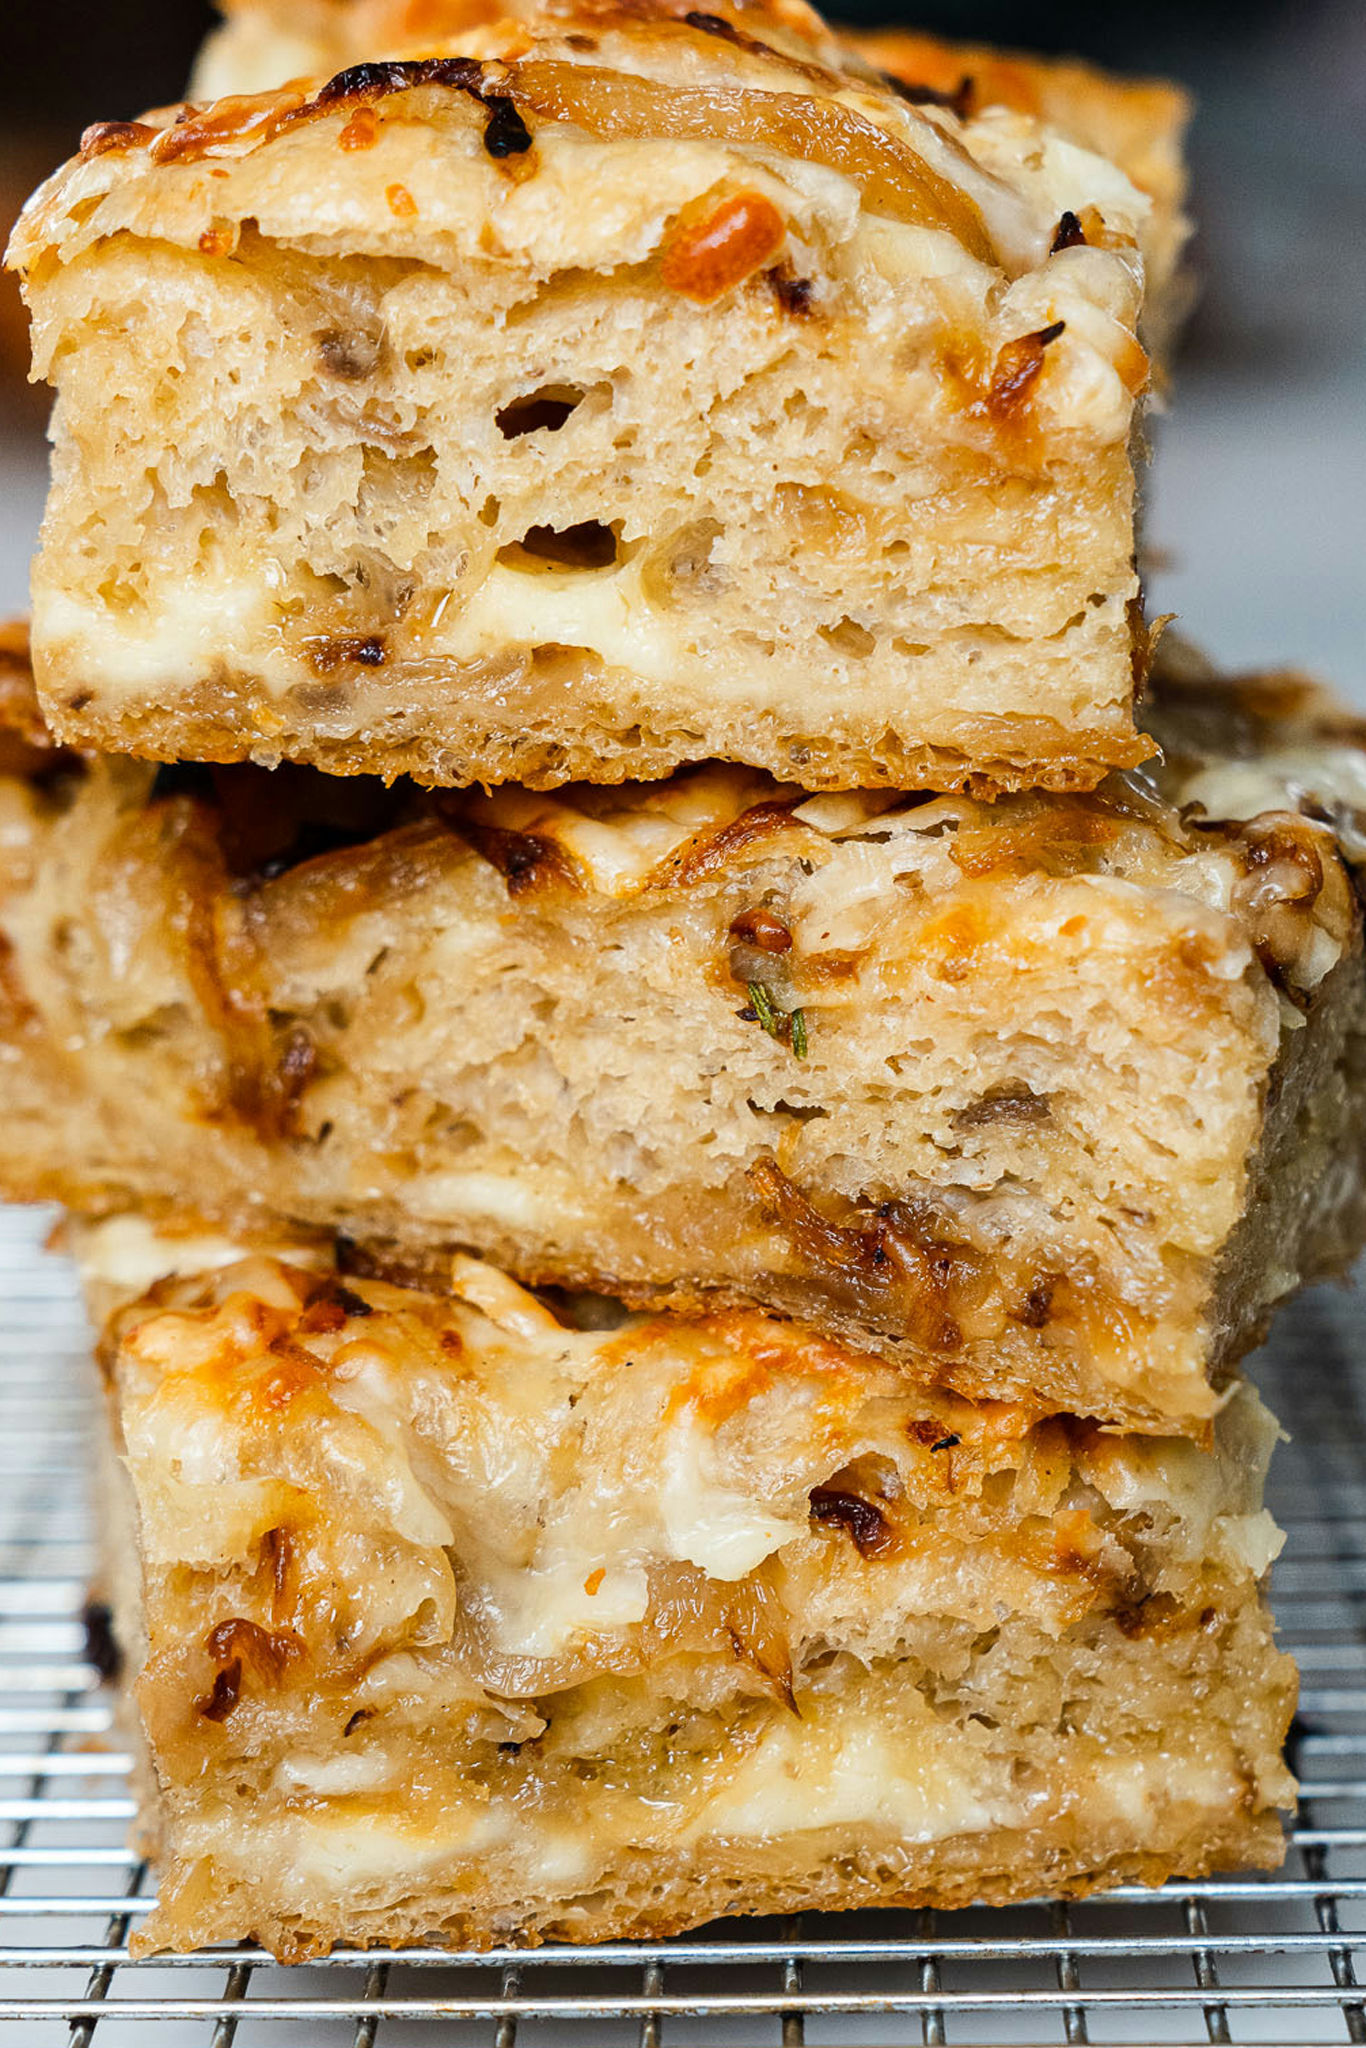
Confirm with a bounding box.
[1,0,1361,1959]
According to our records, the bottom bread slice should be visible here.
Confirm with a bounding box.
[84,1225,1297,1959]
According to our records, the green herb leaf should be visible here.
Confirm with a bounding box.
[746,984,808,1058]
[747,982,780,1037]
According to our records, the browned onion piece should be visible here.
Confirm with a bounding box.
[511,61,995,260]
[642,1562,795,1706]
[448,1600,641,1700]
[443,1561,797,1707]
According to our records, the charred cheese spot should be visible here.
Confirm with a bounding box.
[664,800,805,887]
[79,120,155,159]
[453,819,584,898]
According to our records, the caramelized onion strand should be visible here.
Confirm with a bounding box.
[511,61,995,258]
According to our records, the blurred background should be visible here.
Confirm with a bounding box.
[0,0,1361,695]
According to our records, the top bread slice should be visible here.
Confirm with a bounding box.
[11,0,1156,793]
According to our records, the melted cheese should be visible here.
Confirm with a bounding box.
[38,579,283,701]
[404,1169,560,1232]
[659,1413,807,1580]
[687,1698,1003,1844]
[471,766,772,894]
[484,1560,652,1658]
[274,1752,395,1798]
[75,1214,321,1296]
[209,1701,1255,1908]
[434,559,688,691]
[1181,747,1366,862]
[98,1237,1284,1681]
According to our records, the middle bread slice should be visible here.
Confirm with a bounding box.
[2,631,1365,1435]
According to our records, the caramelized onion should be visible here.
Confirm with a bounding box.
[749,1157,1008,1353]
[643,1562,795,1707]
[449,1602,641,1699]
[447,1561,794,1705]
[511,61,995,258]
[147,89,310,165]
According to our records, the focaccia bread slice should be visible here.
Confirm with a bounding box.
[192,0,1190,355]
[3,629,1366,1433]
[10,0,1154,793]
[88,1231,1295,1958]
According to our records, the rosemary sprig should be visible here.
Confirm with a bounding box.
[747,982,780,1036]
[746,984,810,1059]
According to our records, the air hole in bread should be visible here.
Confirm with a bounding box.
[496,385,587,438]
[501,522,620,571]
[820,617,876,659]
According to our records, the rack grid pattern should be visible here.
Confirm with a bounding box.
[2,1207,1366,2042]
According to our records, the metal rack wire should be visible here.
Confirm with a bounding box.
[1,1206,1365,2043]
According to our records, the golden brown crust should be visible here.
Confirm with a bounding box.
[137,1812,1289,1958]
[187,2,1189,368]
[42,682,1150,797]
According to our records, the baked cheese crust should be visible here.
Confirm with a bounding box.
[850,27,1189,359]
[10,0,1153,792]
[192,0,1190,356]
[90,1235,1294,1958]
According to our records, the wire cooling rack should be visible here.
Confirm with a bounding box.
[1,1208,1366,2043]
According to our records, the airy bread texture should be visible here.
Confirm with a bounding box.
[193,0,1190,354]
[10,0,1154,792]
[3,630,1366,1432]
[90,1235,1294,1959]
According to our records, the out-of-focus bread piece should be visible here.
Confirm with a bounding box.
[90,1233,1294,1958]
[3,632,1365,1432]
[10,0,1154,793]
